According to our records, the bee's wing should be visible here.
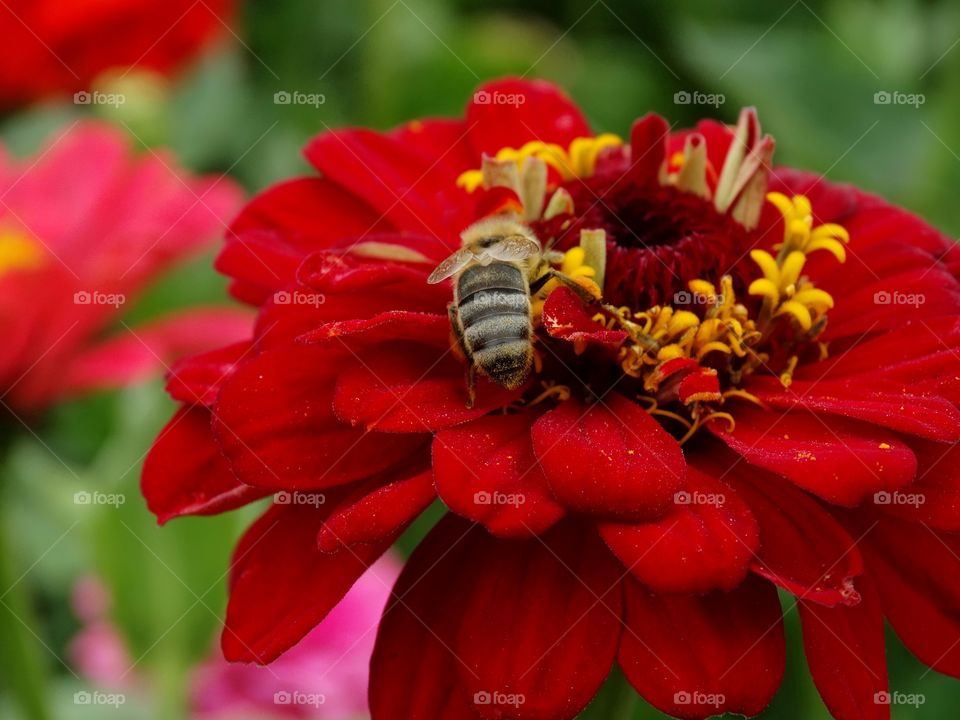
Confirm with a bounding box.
[427,246,478,284]
[483,235,541,262]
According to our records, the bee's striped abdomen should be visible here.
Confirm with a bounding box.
[456,262,532,389]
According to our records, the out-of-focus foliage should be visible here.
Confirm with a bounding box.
[2,1,959,718]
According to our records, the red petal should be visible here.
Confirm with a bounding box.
[619,574,785,719]
[333,342,519,432]
[297,310,450,350]
[823,268,960,339]
[62,308,252,396]
[296,248,445,293]
[433,413,565,537]
[711,405,917,506]
[369,515,485,719]
[861,515,960,678]
[542,287,627,348]
[599,468,758,593]
[317,467,435,552]
[142,406,267,524]
[532,394,686,520]
[466,78,592,157]
[166,341,251,407]
[230,176,390,252]
[677,368,722,404]
[699,452,864,606]
[223,499,390,664]
[627,113,669,186]
[796,317,960,384]
[878,437,960,531]
[213,346,425,489]
[454,521,622,720]
[748,377,960,442]
[799,575,889,720]
[304,129,471,239]
[388,118,476,176]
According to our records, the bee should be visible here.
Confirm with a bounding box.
[428,216,591,407]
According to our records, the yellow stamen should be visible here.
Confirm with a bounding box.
[456,134,623,192]
[767,192,850,261]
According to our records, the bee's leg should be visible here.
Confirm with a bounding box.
[466,364,477,409]
[529,269,598,304]
[448,303,477,408]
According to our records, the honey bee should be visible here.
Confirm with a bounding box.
[428,216,589,407]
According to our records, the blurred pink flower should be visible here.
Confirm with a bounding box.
[69,554,403,718]
[0,121,250,414]
[191,553,402,719]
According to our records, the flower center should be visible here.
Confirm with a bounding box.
[454,116,848,441]
[0,229,43,278]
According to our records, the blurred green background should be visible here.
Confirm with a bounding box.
[2,0,959,717]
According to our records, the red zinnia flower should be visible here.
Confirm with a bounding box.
[0,121,248,414]
[0,0,234,106]
[144,78,960,720]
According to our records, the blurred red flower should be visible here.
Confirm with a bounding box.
[0,0,234,106]
[144,78,960,720]
[0,121,249,414]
